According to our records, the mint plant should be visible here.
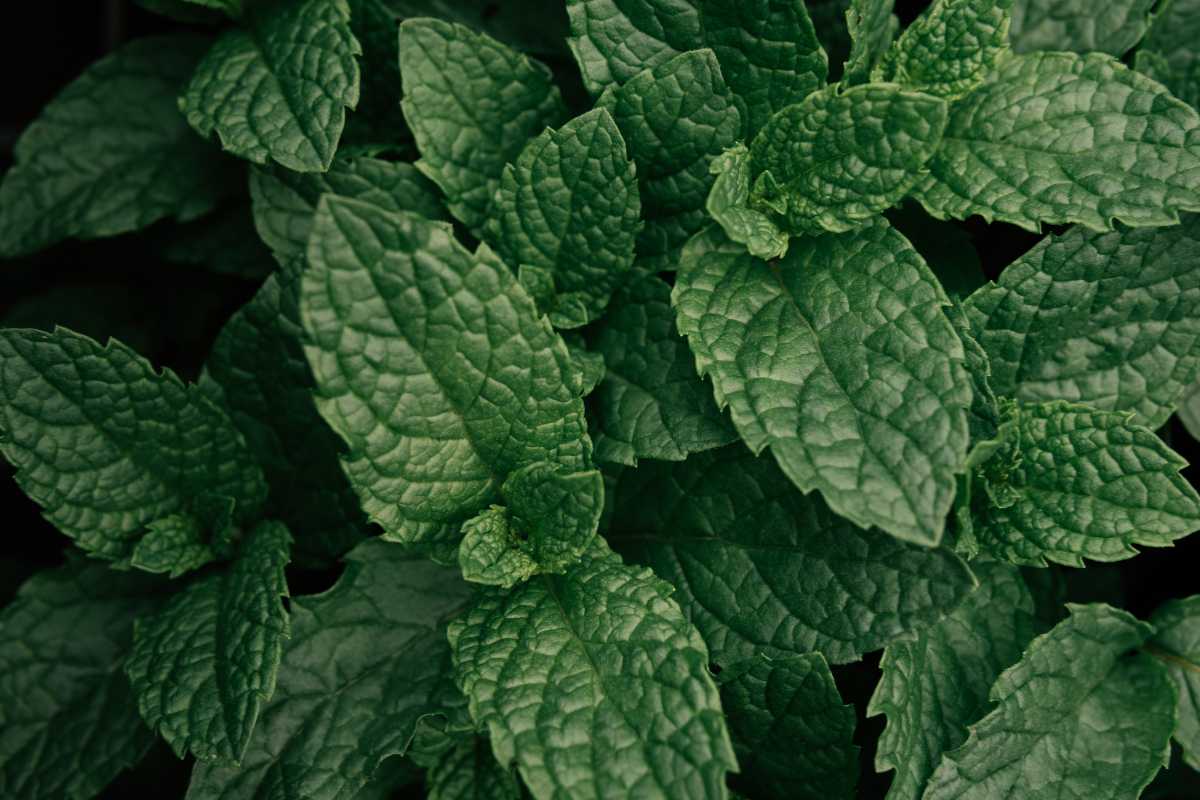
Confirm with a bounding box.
[3,1,1200,798]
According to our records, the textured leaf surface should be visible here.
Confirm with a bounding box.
[964,218,1200,429]
[300,198,590,557]
[426,738,521,800]
[181,0,361,172]
[448,542,736,800]
[923,604,1175,800]
[566,0,827,135]
[1149,596,1200,766]
[400,18,566,235]
[127,522,291,763]
[672,218,970,545]
[719,653,857,800]
[878,0,1012,99]
[186,540,472,800]
[0,328,267,563]
[749,83,947,234]
[131,513,217,578]
[843,0,898,84]
[0,560,167,800]
[868,560,1036,800]
[597,50,741,268]
[706,144,790,259]
[587,274,735,465]
[606,445,977,664]
[1139,0,1200,108]
[488,108,640,328]
[1010,0,1154,56]
[915,51,1200,231]
[1181,379,1200,441]
[0,36,236,258]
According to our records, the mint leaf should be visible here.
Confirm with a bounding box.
[924,603,1175,800]
[587,274,736,465]
[672,218,971,545]
[458,507,539,588]
[126,522,291,763]
[131,514,217,578]
[448,541,736,800]
[749,84,947,234]
[0,36,237,258]
[1148,596,1200,768]
[186,540,472,800]
[969,400,1200,566]
[487,108,640,328]
[300,198,590,558]
[181,0,361,172]
[426,738,521,800]
[1181,378,1200,441]
[964,218,1200,429]
[605,445,977,664]
[1140,0,1200,108]
[400,17,567,235]
[706,144,790,259]
[915,51,1200,231]
[868,560,1037,800]
[843,0,899,84]
[597,50,742,269]
[0,560,167,800]
[0,328,267,564]
[718,653,858,800]
[1010,0,1154,56]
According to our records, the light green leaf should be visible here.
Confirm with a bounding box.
[426,737,521,800]
[0,328,267,564]
[458,507,539,588]
[1181,378,1200,441]
[597,49,742,269]
[1148,596,1200,768]
[868,560,1036,800]
[300,198,590,559]
[915,50,1200,231]
[1140,0,1200,108]
[605,445,978,664]
[749,83,947,235]
[0,36,237,258]
[1010,0,1155,56]
[400,17,567,235]
[185,540,472,800]
[487,108,640,328]
[706,144,790,259]
[131,514,217,578]
[719,653,858,800]
[843,0,898,85]
[923,603,1175,800]
[126,522,291,763]
[564,336,606,397]
[0,560,168,800]
[448,541,736,800]
[672,218,970,545]
[587,274,736,465]
[964,217,1200,429]
[566,0,827,136]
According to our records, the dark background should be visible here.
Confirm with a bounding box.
[1,2,1197,798]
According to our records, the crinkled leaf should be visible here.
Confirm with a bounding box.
[842,0,898,85]
[0,328,267,564]
[672,218,971,545]
[719,653,858,800]
[0,36,238,258]
[399,17,567,236]
[915,51,1200,231]
[1149,596,1200,767]
[1181,378,1200,441]
[706,144,790,259]
[923,603,1175,800]
[131,514,217,578]
[868,560,1036,800]
[605,445,978,664]
[564,337,606,397]
[1139,0,1200,108]
[458,507,540,588]
[426,737,521,800]
[1010,0,1155,56]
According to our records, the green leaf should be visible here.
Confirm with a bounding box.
[564,336,606,397]
[923,603,1175,800]
[131,514,217,578]
[487,108,641,328]
[134,0,224,23]
[188,0,242,15]
[458,507,539,588]
[126,522,291,763]
[586,274,736,465]
[202,273,369,568]
[749,83,947,235]
[597,49,742,269]
[605,445,978,664]
[0,36,237,258]
[1010,0,1155,56]
[915,50,1200,232]
[0,560,167,800]
[426,737,521,800]
[718,653,858,800]
[964,217,1200,429]
[448,541,737,800]
[388,0,572,57]
[566,0,827,136]
[843,0,898,85]
[672,218,971,546]
[181,0,361,172]
[300,198,591,559]
[1140,0,1200,108]
[706,144,790,260]
[969,400,1200,567]
[1148,596,1200,768]
[0,328,267,564]
[1180,378,1200,441]
[399,17,567,235]
[186,540,472,800]
[876,0,1012,100]
[868,560,1036,800]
